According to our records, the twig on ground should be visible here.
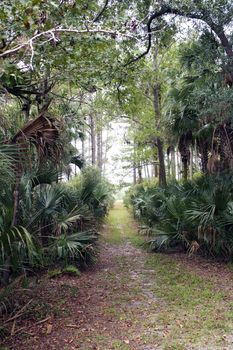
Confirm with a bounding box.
[35,316,51,325]
[4,299,33,324]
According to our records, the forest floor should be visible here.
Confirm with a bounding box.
[1,201,233,350]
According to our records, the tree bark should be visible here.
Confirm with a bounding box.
[154,163,158,178]
[138,163,143,183]
[90,115,96,166]
[153,83,167,187]
[157,137,167,187]
[171,146,176,178]
[183,159,188,181]
[81,137,85,159]
[200,147,208,173]
[133,163,137,184]
[97,127,103,172]
[190,146,193,180]
[146,164,150,179]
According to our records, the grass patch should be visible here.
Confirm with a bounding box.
[111,339,131,349]
[144,253,233,348]
[48,265,81,278]
[104,201,144,246]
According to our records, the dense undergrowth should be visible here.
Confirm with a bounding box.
[0,166,113,287]
[125,172,233,261]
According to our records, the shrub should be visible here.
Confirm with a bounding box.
[126,173,233,260]
[0,166,113,285]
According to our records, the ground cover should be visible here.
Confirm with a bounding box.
[1,202,233,350]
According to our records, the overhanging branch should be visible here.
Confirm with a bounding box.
[0,27,138,60]
[93,0,109,23]
[124,5,231,66]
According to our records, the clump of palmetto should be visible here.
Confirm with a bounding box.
[0,164,113,286]
[126,172,233,260]
[0,112,113,286]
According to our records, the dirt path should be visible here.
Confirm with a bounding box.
[2,201,233,350]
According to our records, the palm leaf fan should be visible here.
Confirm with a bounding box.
[11,115,60,161]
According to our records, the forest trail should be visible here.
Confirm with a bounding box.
[3,201,233,350]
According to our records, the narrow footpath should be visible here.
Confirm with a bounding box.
[3,201,233,350]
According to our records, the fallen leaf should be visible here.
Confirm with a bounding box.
[46,324,53,334]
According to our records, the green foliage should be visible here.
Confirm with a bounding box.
[69,167,114,218]
[63,265,81,276]
[0,163,113,284]
[50,230,98,266]
[48,265,80,278]
[127,173,233,260]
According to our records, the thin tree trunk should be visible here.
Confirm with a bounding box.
[153,83,166,187]
[133,164,137,184]
[75,138,77,176]
[194,142,198,171]
[154,163,158,178]
[200,147,208,173]
[171,147,176,178]
[167,153,171,178]
[90,115,96,166]
[146,164,150,179]
[190,146,193,180]
[138,163,143,183]
[183,159,188,181]
[81,138,85,159]
[97,127,103,172]
[176,150,181,180]
[157,137,167,187]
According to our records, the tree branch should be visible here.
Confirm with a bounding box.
[93,0,109,23]
[124,5,233,65]
[0,27,138,59]
[124,7,177,66]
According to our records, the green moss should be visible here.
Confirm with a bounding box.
[48,268,62,278]
[63,265,81,277]
[48,265,81,278]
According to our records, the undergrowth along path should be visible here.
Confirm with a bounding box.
[2,201,233,350]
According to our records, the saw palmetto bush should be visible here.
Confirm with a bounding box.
[21,167,113,269]
[0,158,113,284]
[0,143,40,284]
[126,173,233,260]
[68,167,114,219]
[0,104,113,285]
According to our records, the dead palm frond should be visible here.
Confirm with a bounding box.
[11,114,60,161]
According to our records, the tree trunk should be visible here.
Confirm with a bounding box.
[153,84,167,187]
[154,164,158,178]
[146,164,150,179]
[171,146,176,178]
[157,137,167,187]
[200,146,208,173]
[81,138,85,159]
[189,146,193,180]
[97,128,103,172]
[138,163,143,183]
[90,115,96,166]
[183,159,188,181]
[176,150,181,180]
[133,164,137,184]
